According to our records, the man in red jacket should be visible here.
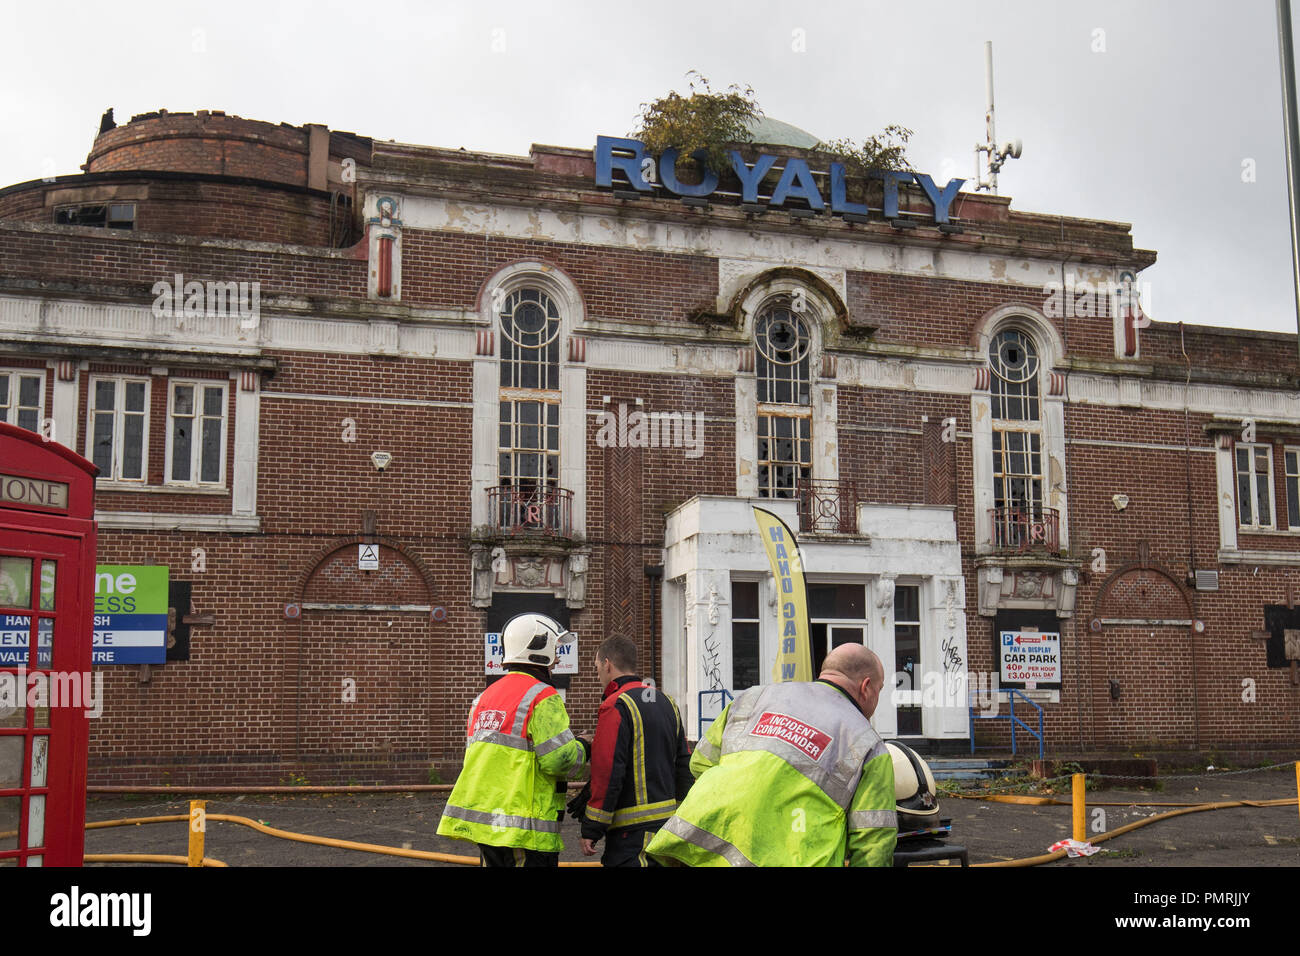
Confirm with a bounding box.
[580,636,693,867]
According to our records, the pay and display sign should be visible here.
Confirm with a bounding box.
[999,629,1061,688]
[484,631,578,676]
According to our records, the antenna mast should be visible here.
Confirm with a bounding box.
[974,41,1022,194]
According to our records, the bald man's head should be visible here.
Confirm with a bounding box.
[821,644,883,685]
[820,644,885,718]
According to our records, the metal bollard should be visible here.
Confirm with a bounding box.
[188,800,206,867]
[1072,773,1086,843]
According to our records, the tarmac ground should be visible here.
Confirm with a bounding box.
[80,765,1300,868]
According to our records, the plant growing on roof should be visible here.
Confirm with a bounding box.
[816,125,915,175]
[634,71,762,177]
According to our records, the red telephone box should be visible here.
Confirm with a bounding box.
[0,422,97,867]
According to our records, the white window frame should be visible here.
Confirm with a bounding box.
[728,577,763,693]
[971,308,1068,555]
[1286,446,1300,531]
[472,262,586,537]
[755,296,814,500]
[1235,442,1276,531]
[86,376,150,483]
[165,380,229,488]
[734,276,838,501]
[892,580,924,734]
[0,369,45,433]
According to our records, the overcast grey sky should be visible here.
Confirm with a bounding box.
[3,0,1298,340]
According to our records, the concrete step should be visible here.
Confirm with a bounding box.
[922,757,1026,782]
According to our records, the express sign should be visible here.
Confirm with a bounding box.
[595,135,965,224]
[999,629,1061,688]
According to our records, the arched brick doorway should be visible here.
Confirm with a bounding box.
[286,537,437,782]
[1089,544,1198,750]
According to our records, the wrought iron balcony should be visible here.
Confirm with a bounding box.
[989,506,1060,553]
[796,479,860,534]
[488,484,573,537]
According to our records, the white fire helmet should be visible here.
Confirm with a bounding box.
[886,741,940,831]
[501,613,572,669]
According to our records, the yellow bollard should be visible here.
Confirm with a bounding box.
[1072,773,1086,843]
[188,800,206,867]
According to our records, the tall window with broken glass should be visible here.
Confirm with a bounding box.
[756,298,812,498]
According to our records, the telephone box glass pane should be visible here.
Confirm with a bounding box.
[39,562,56,611]
[27,794,44,848]
[25,854,41,867]
[0,736,22,788]
[0,797,19,850]
[35,618,52,668]
[0,856,15,866]
[30,735,47,787]
[0,557,32,609]
[0,666,21,726]
[33,700,48,728]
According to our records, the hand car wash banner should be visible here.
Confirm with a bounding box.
[753,507,812,682]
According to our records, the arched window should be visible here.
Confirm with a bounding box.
[498,288,561,519]
[989,328,1044,545]
[755,296,812,498]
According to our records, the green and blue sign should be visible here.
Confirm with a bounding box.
[1,565,168,666]
[92,566,168,664]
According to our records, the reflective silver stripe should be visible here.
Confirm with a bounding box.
[611,799,677,828]
[729,735,856,807]
[848,809,898,830]
[511,681,551,736]
[693,736,720,763]
[719,683,881,809]
[441,804,561,834]
[660,815,755,867]
[535,728,575,757]
[470,729,531,751]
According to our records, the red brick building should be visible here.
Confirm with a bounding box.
[0,109,1296,784]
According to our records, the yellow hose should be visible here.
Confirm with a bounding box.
[946,792,1295,807]
[75,796,1298,868]
[82,813,601,866]
[84,853,227,866]
[973,797,1297,867]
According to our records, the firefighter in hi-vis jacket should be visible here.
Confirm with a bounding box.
[579,635,693,866]
[646,643,897,867]
[437,613,589,867]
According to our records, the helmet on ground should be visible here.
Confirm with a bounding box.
[886,740,940,831]
[501,613,572,668]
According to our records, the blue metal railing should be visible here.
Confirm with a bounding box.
[969,688,1044,761]
[698,689,734,740]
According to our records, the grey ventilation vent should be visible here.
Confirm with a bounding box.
[1194,570,1219,591]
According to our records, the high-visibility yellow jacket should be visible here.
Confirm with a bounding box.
[437,671,587,853]
[646,680,896,867]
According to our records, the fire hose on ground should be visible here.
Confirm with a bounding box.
[67,764,1299,867]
